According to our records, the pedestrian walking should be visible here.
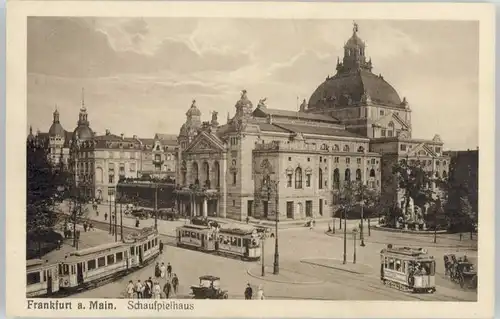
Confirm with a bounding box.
[159,240,164,254]
[167,262,172,278]
[257,286,265,300]
[126,280,135,299]
[160,262,166,279]
[89,223,94,231]
[135,217,140,228]
[135,280,143,299]
[154,262,161,279]
[96,209,99,217]
[163,280,172,299]
[172,274,179,294]
[146,277,153,298]
[104,213,108,221]
[153,282,162,299]
[244,283,253,300]
[144,282,151,299]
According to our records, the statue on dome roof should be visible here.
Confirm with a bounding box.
[299,99,307,112]
[353,21,359,33]
[257,98,267,109]
[240,89,248,100]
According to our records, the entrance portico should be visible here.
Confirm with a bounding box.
[174,187,220,218]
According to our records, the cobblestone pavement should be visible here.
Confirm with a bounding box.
[67,209,477,301]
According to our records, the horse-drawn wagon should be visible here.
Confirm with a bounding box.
[444,254,477,289]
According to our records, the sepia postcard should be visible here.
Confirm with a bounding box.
[5,1,495,318]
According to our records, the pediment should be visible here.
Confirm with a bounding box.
[374,111,410,130]
[406,143,437,157]
[184,131,225,154]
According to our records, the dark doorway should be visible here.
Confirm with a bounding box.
[286,202,293,219]
[247,200,253,217]
[319,199,323,216]
[77,263,84,285]
[306,201,313,217]
[263,201,268,219]
[47,271,53,294]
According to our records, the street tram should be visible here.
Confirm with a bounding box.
[43,227,160,295]
[26,259,60,297]
[380,245,436,293]
[175,223,261,261]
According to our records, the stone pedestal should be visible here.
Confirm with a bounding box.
[404,224,408,230]
[423,223,427,231]
[415,224,420,231]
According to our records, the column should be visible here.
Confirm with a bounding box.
[221,155,228,218]
[203,198,208,217]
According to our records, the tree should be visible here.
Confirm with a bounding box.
[26,139,65,256]
[392,159,435,225]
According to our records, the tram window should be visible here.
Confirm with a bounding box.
[71,265,75,275]
[143,244,147,251]
[155,238,158,246]
[116,252,123,262]
[237,238,242,247]
[27,272,41,285]
[130,247,135,256]
[88,259,96,270]
[43,270,47,282]
[402,262,407,273]
[63,264,69,275]
[197,233,200,240]
[136,247,139,255]
[395,260,401,272]
[98,257,106,267]
[388,259,395,270]
[107,254,115,265]
[148,241,151,250]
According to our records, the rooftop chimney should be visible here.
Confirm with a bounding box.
[105,129,110,136]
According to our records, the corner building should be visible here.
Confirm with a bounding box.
[176,23,449,221]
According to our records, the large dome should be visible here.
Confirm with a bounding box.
[308,70,403,109]
[72,125,94,141]
[48,122,65,136]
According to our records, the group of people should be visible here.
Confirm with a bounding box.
[244,283,265,300]
[125,262,179,299]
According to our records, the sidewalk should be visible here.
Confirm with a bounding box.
[300,258,373,275]
[247,265,323,285]
[42,224,116,263]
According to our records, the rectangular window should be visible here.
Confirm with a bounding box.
[287,174,292,187]
[400,144,406,151]
[388,130,393,137]
[27,272,41,285]
[356,158,361,164]
[87,259,96,270]
[371,159,376,165]
[435,147,441,153]
[381,129,386,137]
[119,164,125,176]
[233,172,237,185]
[306,201,313,217]
[130,247,135,256]
[107,254,115,265]
[334,157,339,163]
[109,175,114,184]
[97,257,106,267]
[306,174,311,187]
[346,158,350,164]
[380,110,385,116]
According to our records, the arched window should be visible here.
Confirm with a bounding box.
[343,145,350,152]
[319,168,323,189]
[344,169,351,182]
[356,169,362,181]
[333,169,340,189]
[333,144,340,151]
[203,161,210,188]
[443,170,448,179]
[214,161,220,187]
[295,167,303,189]
[357,146,364,153]
[192,162,199,185]
[370,169,376,178]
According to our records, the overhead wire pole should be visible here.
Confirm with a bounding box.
[120,193,124,241]
[114,195,118,242]
[108,193,112,234]
[154,184,158,230]
[273,180,280,275]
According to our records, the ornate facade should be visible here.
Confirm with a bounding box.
[175,22,449,222]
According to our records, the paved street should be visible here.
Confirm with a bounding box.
[64,202,477,301]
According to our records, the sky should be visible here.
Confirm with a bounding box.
[27,18,479,150]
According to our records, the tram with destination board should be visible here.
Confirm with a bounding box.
[176,223,261,261]
[26,227,160,297]
[380,245,436,293]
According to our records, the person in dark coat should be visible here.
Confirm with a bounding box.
[171,274,179,294]
[244,283,253,300]
[159,241,164,254]
[135,217,140,228]
[163,280,172,299]
[104,213,108,221]
[154,262,161,279]
[167,262,172,278]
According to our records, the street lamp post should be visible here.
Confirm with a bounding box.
[114,197,118,242]
[368,218,371,236]
[261,233,265,277]
[273,188,279,275]
[154,184,158,230]
[360,184,365,247]
[352,228,357,264]
[108,191,112,234]
[343,209,347,264]
[120,195,124,241]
